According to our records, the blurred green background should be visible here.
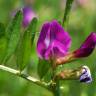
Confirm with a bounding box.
[0,0,96,96]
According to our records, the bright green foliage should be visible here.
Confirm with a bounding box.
[16,18,37,71]
[2,11,23,63]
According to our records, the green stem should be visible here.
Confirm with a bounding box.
[51,59,61,96]
[52,80,61,96]
[62,0,74,27]
[0,65,48,89]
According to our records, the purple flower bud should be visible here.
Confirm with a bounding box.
[74,32,96,58]
[12,6,37,28]
[37,20,71,60]
[22,6,37,28]
[80,66,92,83]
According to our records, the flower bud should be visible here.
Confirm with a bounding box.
[12,6,37,28]
[74,32,96,58]
[80,66,92,83]
[22,6,37,28]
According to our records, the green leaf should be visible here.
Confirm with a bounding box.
[0,23,5,37]
[16,18,37,71]
[3,11,23,63]
[62,0,74,27]
[31,18,38,45]
[0,37,7,63]
[0,23,7,64]
[38,59,51,79]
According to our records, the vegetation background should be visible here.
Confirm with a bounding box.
[0,0,96,96]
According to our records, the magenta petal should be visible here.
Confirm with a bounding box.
[37,23,50,59]
[74,32,96,57]
[37,20,72,60]
[44,40,67,60]
[50,20,72,51]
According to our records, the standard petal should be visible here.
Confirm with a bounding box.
[50,20,72,51]
[37,23,50,59]
[37,20,72,60]
[74,32,96,57]
[44,40,67,60]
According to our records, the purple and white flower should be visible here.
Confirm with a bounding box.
[37,20,96,60]
[37,20,71,60]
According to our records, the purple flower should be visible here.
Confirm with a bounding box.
[22,6,37,28]
[37,20,71,60]
[79,66,92,83]
[12,6,37,28]
[74,32,96,58]
[37,20,96,61]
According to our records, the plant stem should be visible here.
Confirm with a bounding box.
[0,65,48,89]
[62,0,74,27]
[52,80,61,96]
[51,59,61,96]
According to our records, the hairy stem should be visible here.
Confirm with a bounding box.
[0,65,48,89]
